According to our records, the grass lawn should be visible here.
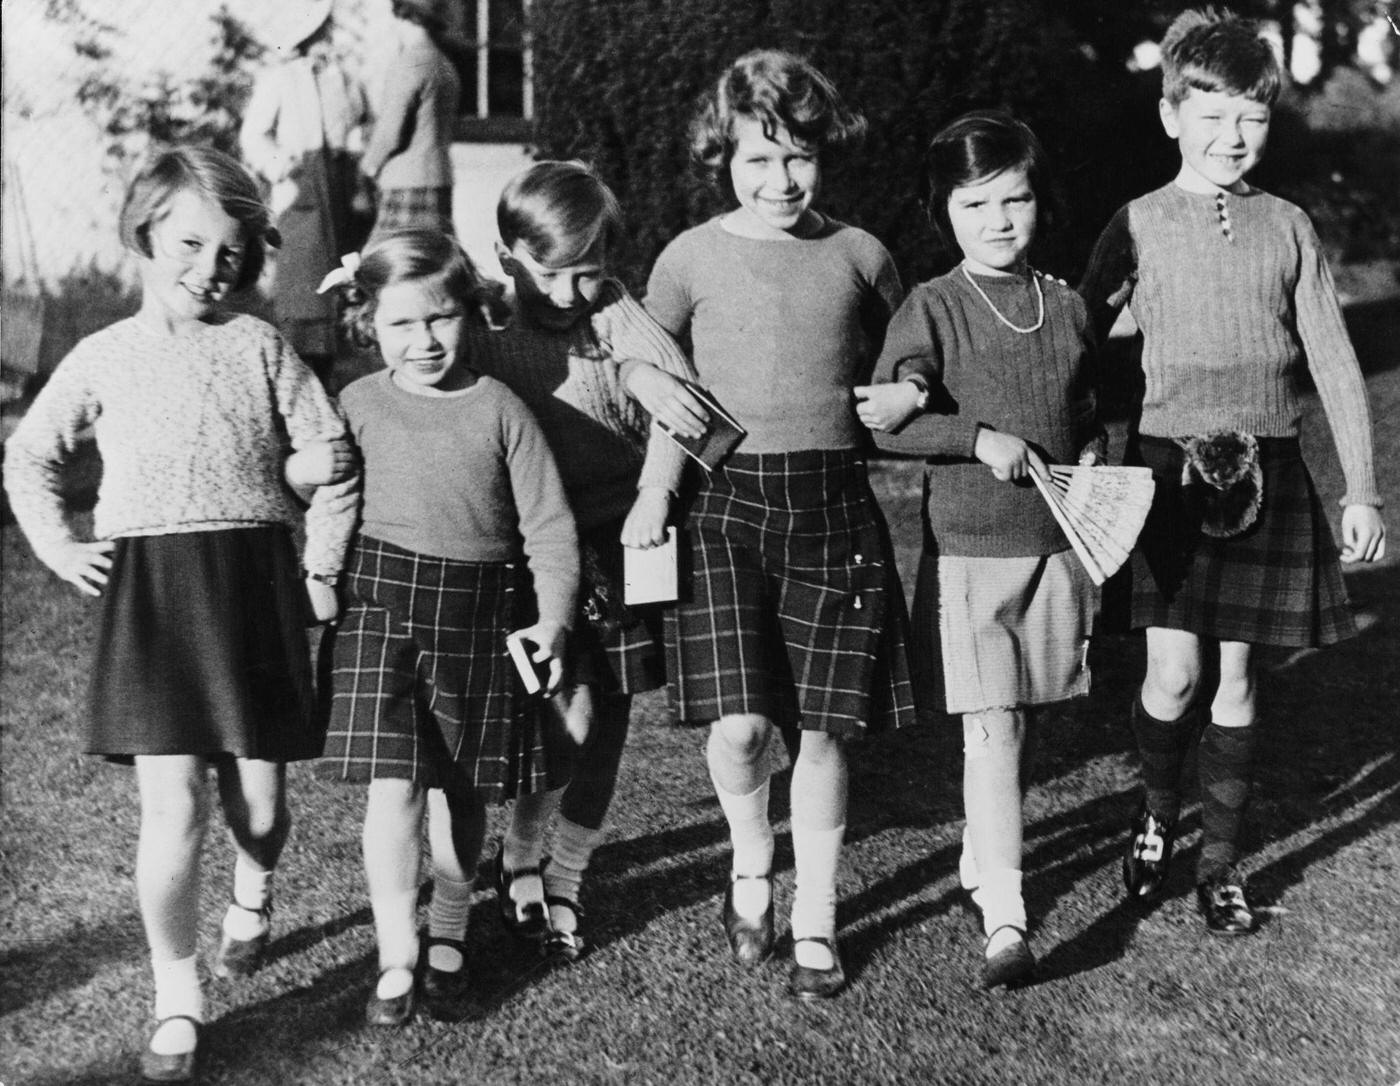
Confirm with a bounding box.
[3,304,1399,1085]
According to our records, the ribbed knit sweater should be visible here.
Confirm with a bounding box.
[332,370,579,628]
[1080,182,1380,507]
[645,216,903,453]
[872,268,1101,558]
[4,314,356,577]
[469,279,693,529]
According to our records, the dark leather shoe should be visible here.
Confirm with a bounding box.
[722,873,775,967]
[981,927,1036,990]
[1196,876,1257,936]
[140,1016,201,1084]
[421,937,470,1018]
[365,971,417,1027]
[1122,803,1175,900]
[788,936,846,1000]
[213,903,271,979]
[494,846,548,941]
[543,896,585,963]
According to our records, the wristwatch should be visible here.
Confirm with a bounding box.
[306,570,339,587]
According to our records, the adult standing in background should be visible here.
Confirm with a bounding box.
[361,0,461,242]
[241,0,370,378]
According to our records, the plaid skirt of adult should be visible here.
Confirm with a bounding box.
[367,187,454,244]
[667,449,916,737]
[88,527,319,763]
[1130,435,1355,647]
[320,536,563,800]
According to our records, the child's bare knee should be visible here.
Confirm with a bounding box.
[712,713,772,763]
[962,713,1018,759]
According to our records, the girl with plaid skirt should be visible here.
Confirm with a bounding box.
[1080,10,1386,936]
[644,50,916,1001]
[312,230,578,1025]
[4,146,355,1084]
[862,113,1104,990]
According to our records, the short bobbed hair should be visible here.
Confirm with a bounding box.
[1160,9,1281,107]
[497,160,623,267]
[924,111,1060,253]
[689,49,866,200]
[340,229,502,347]
[119,144,276,293]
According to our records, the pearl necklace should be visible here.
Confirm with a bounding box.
[960,264,1044,334]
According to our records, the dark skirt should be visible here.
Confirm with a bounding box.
[573,518,666,696]
[1130,435,1355,647]
[320,535,566,801]
[88,527,319,763]
[666,449,916,737]
[368,186,454,243]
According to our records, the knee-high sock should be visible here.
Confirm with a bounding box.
[1196,721,1257,881]
[1131,697,1198,821]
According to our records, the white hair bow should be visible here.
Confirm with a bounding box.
[317,252,362,294]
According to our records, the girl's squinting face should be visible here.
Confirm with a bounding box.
[727,116,821,238]
[947,166,1037,276]
[1160,88,1270,193]
[373,278,470,395]
[139,189,246,331]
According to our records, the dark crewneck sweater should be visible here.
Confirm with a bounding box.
[872,267,1100,557]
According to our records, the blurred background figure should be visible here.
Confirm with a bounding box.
[361,0,461,243]
[241,0,370,378]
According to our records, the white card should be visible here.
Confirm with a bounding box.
[623,526,679,605]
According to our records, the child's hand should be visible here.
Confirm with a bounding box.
[44,539,115,597]
[304,576,340,624]
[511,620,569,697]
[975,428,1048,483]
[1340,504,1386,563]
[853,380,922,433]
[621,486,672,548]
[623,363,709,440]
[286,439,357,488]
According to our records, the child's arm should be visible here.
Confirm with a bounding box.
[1340,506,1385,563]
[359,67,416,181]
[285,438,358,504]
[1078,206,1138,349]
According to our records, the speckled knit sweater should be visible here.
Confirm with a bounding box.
[4,313,356,577]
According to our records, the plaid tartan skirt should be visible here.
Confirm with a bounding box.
[320,535,565,800]
[88,527,319,763]
[1130,435,1356,647]
[367,186,454,243]
[667,449,916,737]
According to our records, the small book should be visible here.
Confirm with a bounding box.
[623,526,679,605]
[506,632,549,696]
[657,381,746,471]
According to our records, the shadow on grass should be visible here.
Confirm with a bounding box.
[0,911,145,1017]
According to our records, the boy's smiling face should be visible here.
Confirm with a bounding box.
[1160,87,1271,193]
[497,241,606,332]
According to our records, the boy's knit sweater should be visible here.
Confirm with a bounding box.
[645,216,903,454]
[334,370,579,629]
[3,314,356,577]
[469,279,693,530]
[872,268,1101,558]
[1080,182,1380,507]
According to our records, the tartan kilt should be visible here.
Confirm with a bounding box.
[1130,435,1356,648]
[367,186,454,243]
[666,448,916,737]
[319,535,566,801]
[572,518,666,695]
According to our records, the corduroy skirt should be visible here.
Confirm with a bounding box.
[88,526,319,763]
[666,449,916,737]
[320,535,566,801]
[1130,435,1355,647]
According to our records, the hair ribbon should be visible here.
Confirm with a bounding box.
[317,251,362,294]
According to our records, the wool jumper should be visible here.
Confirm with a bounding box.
[470,279,692,529]
[4,314,355,577]
[1080,182,1380,508]
[872,268,1102,557]
[644,216,902,452]
[331,370,578,628]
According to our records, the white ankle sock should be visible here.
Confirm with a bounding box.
[427,873,472,972]
[372,889,420,973]
[545,817,602,903]
[151,954,203,1039]
[376,966,414,1000]
[973,867,1026,942]
[791,822,843,944]
[712,777,774,919]
[958,825,980,891]
[231,857,273,913]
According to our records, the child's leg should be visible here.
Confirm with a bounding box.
[962,711,1028,952]
[1136,627,1207,818]
[958,712,1039,894]
[212,758,290,973]
[363,778,426,1002]
[1198,640,1258,883]
[708,712,777,962]
[425,786,486,976]
[134,756,212,1055]
[789,729,847,971]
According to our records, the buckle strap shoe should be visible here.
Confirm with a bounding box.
[981,926,1036,991]
[365,968,417,1027]
[493,845,548,941]
[213,902,272,979]
[788,936,846,1000]
[1122,803,1175,900]
[722,872,775,967]
[140,1016,201,1084]
[421,936,470,1014]
[543,896,585,962]
[1196,875,1257,936]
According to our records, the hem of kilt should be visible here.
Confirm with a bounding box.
[1128,612,1358,650]
[92,745,322,765]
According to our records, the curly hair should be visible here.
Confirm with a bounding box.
[119,144,277,293]
[689,49,866,200]
[1160,8,1281,106]
[923,111,1061,254]
[335,229,505,348]
[497,160,623,266]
